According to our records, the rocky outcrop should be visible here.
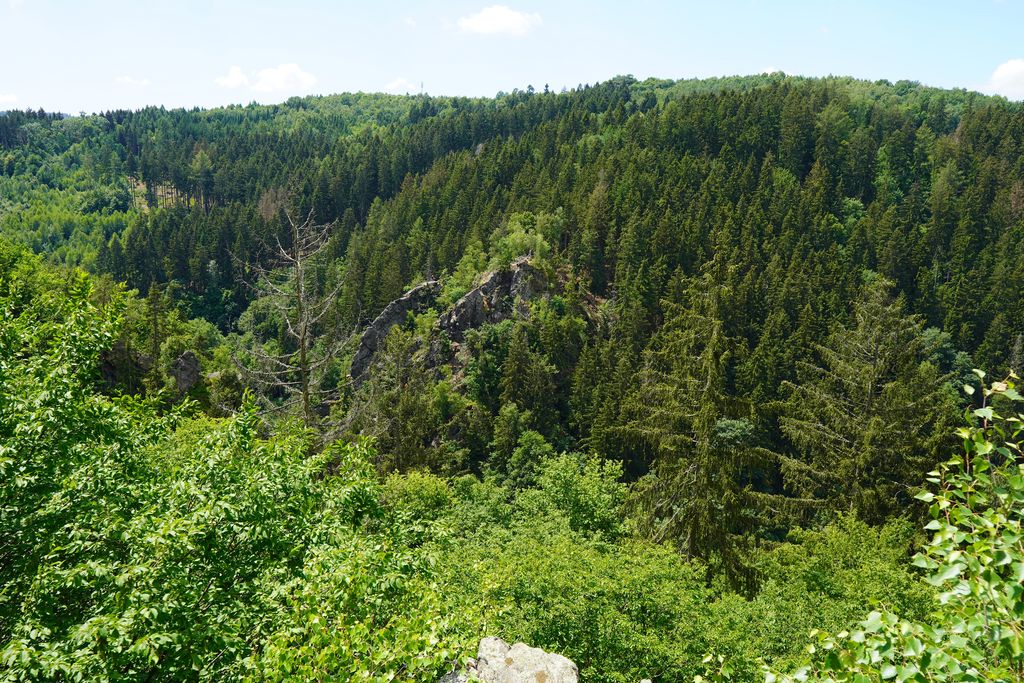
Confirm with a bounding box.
[170,351,201,395]
[349,280,440,382]
[350,258,548,385]
[438,257,546,342]
[440,636,578,683]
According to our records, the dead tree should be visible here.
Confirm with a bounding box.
[237,209,343,432]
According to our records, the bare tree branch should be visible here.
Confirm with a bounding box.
[234,207,345,434]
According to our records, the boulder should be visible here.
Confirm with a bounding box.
[441,636,578,683]
[350,258,548,385]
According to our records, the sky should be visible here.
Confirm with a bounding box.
[2,0,1024,113]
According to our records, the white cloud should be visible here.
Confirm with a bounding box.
[403,15,416,27]
[8,0,25,9]
[0,93,18,105]
[215,65,250,89]
[250,63,317,93]
[215,63,317,95]
[115,75,150,87]
[987,58,1024,100]
[384,77,418,94]
[457,5,541,36]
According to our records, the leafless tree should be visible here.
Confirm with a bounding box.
[236,209,343,432]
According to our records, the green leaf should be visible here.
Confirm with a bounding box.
[863,611,884,632]
[904,637,924,657]
[896,664,920,682]
[911,555,936,569]
[928,564,963,585]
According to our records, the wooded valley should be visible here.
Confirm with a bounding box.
[1,74,1022,681]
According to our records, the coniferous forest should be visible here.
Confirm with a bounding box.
[1,75,1023,681]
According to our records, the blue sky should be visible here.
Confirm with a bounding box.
[2,0,1023,113]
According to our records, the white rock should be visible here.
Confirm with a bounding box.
[440,636,578,683]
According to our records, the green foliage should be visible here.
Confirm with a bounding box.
[505,429,556,489]
[488,401,535,477]
[342,327,448,471]
[428,471,930,683]
[622,273,796,590]
[0,268,465,681]
[5,73,1024,681]
[5,245,1019,682]
[440,239,487,307]
[498,324,559,435]
[249,532,468,683]
[771,375,1024,683]
[383,470,455,521]
[696,517,934,680]
[534,453,626,538]
[487,212,554,271]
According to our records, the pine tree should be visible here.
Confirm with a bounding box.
[780,275,957,522]
[623,272,804,591]
[341,327,442,471]
[573,174,611,294]
[499,324,557,434]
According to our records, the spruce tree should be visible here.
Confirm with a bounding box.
[780,275,957,522]
[623,271,803,591]
[499,324,557,434]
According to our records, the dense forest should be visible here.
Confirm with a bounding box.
[1,74,1022,681]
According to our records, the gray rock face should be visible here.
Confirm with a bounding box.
[349,280,440,382]
[350,258,549,385]
[438,257,546,342]
[170,351,201,395]
[441,636,578,683]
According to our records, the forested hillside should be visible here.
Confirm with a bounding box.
[1,74,1022,681]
